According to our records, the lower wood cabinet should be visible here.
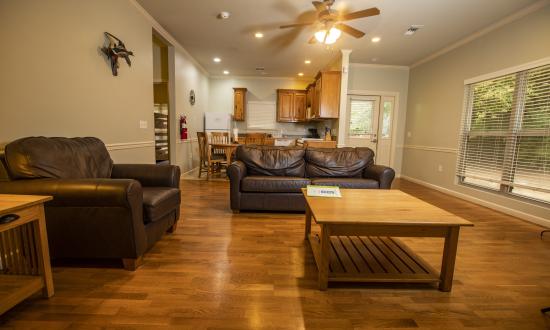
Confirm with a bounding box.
[277,89,307,122]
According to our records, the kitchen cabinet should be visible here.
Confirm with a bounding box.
[310,71,341,120]
[233,88,247,121]
[277,89,307,122]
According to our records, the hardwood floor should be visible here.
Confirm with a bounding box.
[1,179,550,329]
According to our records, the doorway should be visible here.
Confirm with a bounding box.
[346,95,395,166]
[152,33,171,164]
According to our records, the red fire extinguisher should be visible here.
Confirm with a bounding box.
[180,115,188,140]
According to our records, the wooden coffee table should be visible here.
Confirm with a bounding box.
[302,189,473,291]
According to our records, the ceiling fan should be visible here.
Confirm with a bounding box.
[280,0,380,44]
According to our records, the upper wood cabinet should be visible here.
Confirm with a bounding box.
[277,89,307,122]
[233,88,247,121]
[310,71,341,120]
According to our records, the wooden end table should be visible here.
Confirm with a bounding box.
[302,189,473,291]
[0,194,54,315]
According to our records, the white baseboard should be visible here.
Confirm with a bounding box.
[400,175,550,229]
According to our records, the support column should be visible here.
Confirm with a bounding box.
[337,49,352,148]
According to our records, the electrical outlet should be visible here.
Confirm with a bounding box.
[438,164,443,172]
[139,120,148,129]
[407,131,412,138]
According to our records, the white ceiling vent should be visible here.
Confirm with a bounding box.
[404,25,424,36]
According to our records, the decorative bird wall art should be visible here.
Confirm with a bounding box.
[101,32,134,76]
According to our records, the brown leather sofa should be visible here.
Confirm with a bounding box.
[0,137,181,270]
[228,145,395,212]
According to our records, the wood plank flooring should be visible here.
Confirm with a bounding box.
[1,179,550,329]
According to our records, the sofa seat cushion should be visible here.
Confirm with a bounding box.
[142,187,180,224]
[311,178,379,189]
[241,176,311,193]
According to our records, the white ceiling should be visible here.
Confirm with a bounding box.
[137,0,539,78]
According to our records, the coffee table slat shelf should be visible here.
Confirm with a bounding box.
[308,234,440,283]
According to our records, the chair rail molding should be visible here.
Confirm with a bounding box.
[400,175,550,228]
[401,144,458,154]
[105,141,155,151]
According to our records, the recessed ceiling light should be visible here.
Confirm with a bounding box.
[254,32,264,38]
[213,57,221,63]
[223,70,230,75]
[371,37,381,43]
[298,72,304,77]
[304,60,311,64]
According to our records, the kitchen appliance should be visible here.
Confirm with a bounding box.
[204,112,232,135]
[307,128,320,138]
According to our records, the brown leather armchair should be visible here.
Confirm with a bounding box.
[0,137,181,270]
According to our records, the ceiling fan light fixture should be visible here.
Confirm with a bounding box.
[314,27,341,44]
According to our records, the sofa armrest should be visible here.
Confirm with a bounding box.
[363,165,395,189]
[111,164,180,188]
[227,161,247,211]
[0,178,142,208]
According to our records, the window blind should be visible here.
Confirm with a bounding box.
[457,63,550,203]
[349,99,374,136]
[247,101,276,129]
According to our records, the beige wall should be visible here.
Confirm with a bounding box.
[347,64,410,174]
[0,0,209,171]
[172,47,210,172]
[402,6,550,224]
[0,0,156,163]
[208,76,315,136]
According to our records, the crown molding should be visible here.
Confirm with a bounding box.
[350,63,410,70]
[129,0,210,77]
[410,0,550,69]
[209,75,314,81]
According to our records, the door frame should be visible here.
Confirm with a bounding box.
[346,90,401,171]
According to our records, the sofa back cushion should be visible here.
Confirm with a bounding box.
[236,145,306,177]
[5,136,113,179]
[305,147,374,178]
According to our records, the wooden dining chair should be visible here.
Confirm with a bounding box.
[197,132,224,180]
[210,131,230,157]
[245,133,266,145]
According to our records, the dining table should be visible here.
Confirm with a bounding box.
[210,142,239,168]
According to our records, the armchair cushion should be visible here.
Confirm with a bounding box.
[142,187,180,224]
[4,137,113,179]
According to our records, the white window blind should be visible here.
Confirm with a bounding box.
[457,62,550,203]
[349,99,374,137]
[247,101,276,130]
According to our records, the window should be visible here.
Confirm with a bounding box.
[381,100,393,138]
[348,98,376,137]
[457,62,550,203]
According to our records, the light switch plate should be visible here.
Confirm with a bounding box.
[139,120,148,129]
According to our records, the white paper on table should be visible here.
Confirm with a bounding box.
[306,185,342,198]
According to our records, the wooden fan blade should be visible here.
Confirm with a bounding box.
[335,23,365,38]
[312,1,326,11]
[308,35,318,44]
[280,22,315,29]
[340,7,380,21]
